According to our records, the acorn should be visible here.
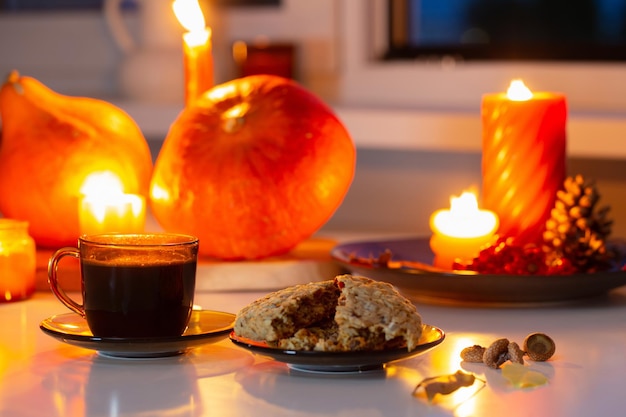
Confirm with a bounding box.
[460,345,486,363]
[523,332,556,361]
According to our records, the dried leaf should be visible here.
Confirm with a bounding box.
[348,249,446,273]
[413,370,476,402]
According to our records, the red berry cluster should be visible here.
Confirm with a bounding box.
[452,237,577,275]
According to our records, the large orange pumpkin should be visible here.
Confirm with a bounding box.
[0,71,153,247]
[150,75,355,260]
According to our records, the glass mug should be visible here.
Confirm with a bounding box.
[48,233,199,338]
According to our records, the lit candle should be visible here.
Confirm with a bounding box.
[429,191,499,270]
[79,194,146,236]
[0,219,35,302]
[78,172,146,236]
[482,79,566,245]
[173,0,213,107]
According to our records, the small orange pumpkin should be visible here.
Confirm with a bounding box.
[150,75,355,260]
[0,71,153,247]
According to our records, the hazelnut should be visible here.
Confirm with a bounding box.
[523,332,556,361]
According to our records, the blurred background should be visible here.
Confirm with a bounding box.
[1,0,625,238]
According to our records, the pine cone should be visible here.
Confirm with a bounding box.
[543,175,614,273]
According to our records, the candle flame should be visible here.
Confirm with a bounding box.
[79,172,144,224]
[80,172,124,197]
[507,79,533,101]
[173,0,206,32]
[173,0,210,47]
[431,191,499,238]
[450,191,479,213]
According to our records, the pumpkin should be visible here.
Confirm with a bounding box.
[0,71,153,247]
[150,75,355,260]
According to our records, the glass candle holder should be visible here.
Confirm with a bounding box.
[0,219,36,302]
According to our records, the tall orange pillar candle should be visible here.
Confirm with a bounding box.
[173,0,213,107]
[482,80,566,245]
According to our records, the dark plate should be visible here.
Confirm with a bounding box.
[40,310,235,358]
[229,324,444,373]
[330,237,626,306]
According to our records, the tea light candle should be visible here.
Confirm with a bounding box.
[79,194,146,236]
[482,79,566,245]
[173,0,213,107]
[0,219,36,302]
[429,191,499,270]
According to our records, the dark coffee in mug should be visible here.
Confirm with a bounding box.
[48,233,199,339]
[81,259,196,338]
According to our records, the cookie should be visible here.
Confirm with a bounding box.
[234,274,423,352]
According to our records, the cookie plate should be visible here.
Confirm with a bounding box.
[229,324,444,373]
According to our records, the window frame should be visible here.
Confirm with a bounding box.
[338,0,626,114]
[384,0,626,63]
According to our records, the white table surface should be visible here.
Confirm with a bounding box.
[2,283,626,417]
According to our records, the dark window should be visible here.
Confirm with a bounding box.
[386,0,626,61]
[0,1,104,10]
[0,0,280,11]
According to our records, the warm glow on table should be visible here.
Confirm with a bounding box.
[173,0,213,107]
[429,191,499,270]
[0,219,35,302]
[78,172,146,236]
[482,79,566,245]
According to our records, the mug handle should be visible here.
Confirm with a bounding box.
[47,247,85,317]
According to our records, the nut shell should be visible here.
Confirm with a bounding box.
[460,345,486,363]
[483,338,510,369]
[523,332,556,361]
[508,341,525,364]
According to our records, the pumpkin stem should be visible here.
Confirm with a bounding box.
[5,70,24,95]
[6,70,20,85]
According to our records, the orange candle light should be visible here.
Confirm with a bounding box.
[78,172,146,236]
[429,191,499,270]
[482,79,566,245]
[173,0,213,107]
[0,219,35,302]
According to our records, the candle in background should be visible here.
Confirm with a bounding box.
[482,79,566,245]
[0,219,35,302]
[78,172,146,236]
[173,0,213,107]
[429,191,499,270]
